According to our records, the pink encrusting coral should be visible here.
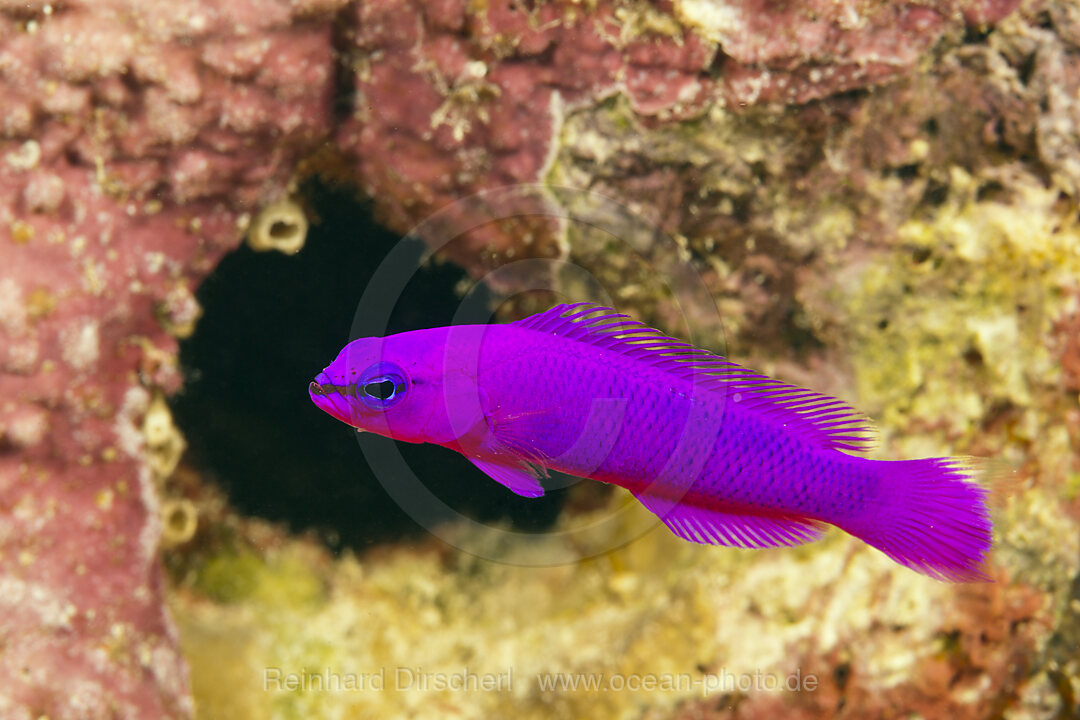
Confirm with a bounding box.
[0,0,345,717]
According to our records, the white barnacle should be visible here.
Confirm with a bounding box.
[143,393,186,480]
[247,199,308,255]
[160,498,198,547]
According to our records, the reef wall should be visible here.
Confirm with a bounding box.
[0,1,344,716]
[2,0,1079,718]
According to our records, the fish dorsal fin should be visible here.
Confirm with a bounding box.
[514,303,878,453]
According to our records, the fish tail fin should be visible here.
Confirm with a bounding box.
[844,457,1003,582]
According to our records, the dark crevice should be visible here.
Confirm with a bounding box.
[708,50,729,76]
[1017,51,1038,87]
[833,662,851,691]
[330,3,359,127]
[962,25,992,45]
[921,178,950,207]
[891,163,921,181]
[780,311,825,356]
[976,179,1007,203]
[171,179,566,552]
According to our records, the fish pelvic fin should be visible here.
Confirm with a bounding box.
[465,405,554,498]
[467,456,546,497]
[633,491,826,549]
[842,456,997,582]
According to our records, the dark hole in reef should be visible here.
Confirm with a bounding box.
[833,661,851,690]
[510,0,539,13]
[707,49,729,76]
[330,7,358,125]
[975,180,1007,203]
[1017,52,1038,86]
[166,505,189,533]
[981,399,1018,433]
[171,179,567,552]
[892,163,920,181]
[749,160,768,185]
[779,306,825,355]
[991,118,1013,152]
[268,220,297,239]
[962,24,991,44]
[921,178,950,207]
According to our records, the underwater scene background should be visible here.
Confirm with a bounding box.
[0,0,1078,718]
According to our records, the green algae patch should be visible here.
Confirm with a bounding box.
[178,613,270,720]
[173,538,342,720]
[1065,472,1080,503]
[818,169,1080,455]
[169,488,1010,720]
[193,548,325,609]
[194,551,263,604]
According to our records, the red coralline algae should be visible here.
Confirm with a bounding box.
[1054,294,1080,394]
[337,0,1022,269]
[0,1,344,717]
[338,0,716,268]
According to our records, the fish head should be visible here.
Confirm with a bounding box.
[309,326,489,446]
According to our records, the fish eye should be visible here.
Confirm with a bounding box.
[363,379,397,400]
[356,362,408,409]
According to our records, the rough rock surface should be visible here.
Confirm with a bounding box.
[0,1,344,717]
[338,0,1026,275]
[5,0,1080,718]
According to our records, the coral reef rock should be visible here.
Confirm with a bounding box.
[0,0,344,717]
[6,0,1080,718]
[335,0,1026,277]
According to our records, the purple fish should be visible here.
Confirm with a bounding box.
[310,303,992,581]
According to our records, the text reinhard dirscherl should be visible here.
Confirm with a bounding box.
[262,667,819,696]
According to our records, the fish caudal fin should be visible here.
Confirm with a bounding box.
[845,457,996,582]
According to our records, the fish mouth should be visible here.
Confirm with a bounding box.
[309,372,355,425]
[309,371,333,397]
[308,372,331,397]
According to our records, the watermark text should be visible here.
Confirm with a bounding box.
[263,666,817,696]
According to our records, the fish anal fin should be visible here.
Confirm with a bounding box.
[468,457,546,498]
[633,491,825,549]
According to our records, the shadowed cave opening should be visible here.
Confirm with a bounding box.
[171,181,567,552]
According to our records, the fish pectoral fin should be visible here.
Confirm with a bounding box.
[468,457,546,498]
[633,490,825,549]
